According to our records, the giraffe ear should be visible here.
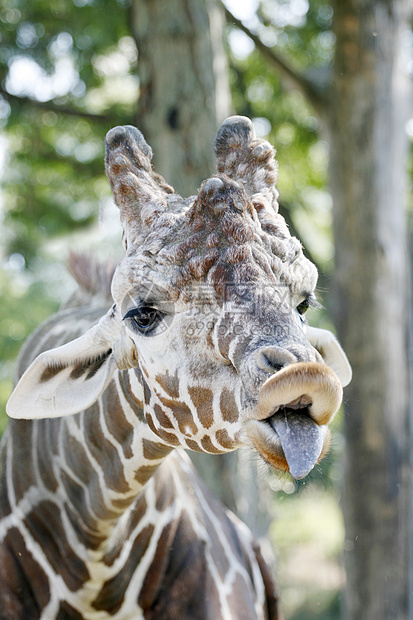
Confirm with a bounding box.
[306,326,352,388]
[6,311,121,420]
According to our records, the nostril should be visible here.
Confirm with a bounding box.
[257,347,296,374]
[261,352,283,373]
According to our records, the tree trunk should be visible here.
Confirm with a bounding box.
[131,0,231,196]
[329,1,411,618]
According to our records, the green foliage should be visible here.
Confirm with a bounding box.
[258,0,335,69]
[0,257,64,423]
[4,111,105,261]
[1,0,136,264]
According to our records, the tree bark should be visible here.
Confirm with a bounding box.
[131,0,231,196]
[328,1,411,618]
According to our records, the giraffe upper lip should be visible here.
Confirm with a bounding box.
[251,362,343,425]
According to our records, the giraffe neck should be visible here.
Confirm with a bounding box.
[2,368,173,555]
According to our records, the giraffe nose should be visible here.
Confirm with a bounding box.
[256,345,321,374]
[257,347,296,373]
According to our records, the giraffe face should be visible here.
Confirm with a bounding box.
[105,119,350,477]
[7,118,351,480]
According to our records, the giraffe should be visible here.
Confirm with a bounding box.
[1,116,351,620]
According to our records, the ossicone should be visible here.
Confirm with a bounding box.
[214,116,255,159]
[105,125,153,162]
[104,125,173,249]
[214,116,279,212]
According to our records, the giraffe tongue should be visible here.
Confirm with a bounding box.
[268,410,325,479]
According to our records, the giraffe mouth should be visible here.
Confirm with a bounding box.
[245,362,342,479]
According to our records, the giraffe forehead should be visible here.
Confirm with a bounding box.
[112,246,316,313]
[112,193,317,308]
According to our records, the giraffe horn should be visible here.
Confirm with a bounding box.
[214,116,279,211]
[105,125,173,249]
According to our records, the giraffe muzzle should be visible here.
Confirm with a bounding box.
[246,362,343,479]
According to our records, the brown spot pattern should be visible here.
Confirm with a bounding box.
[153,403,174,429]
[137,519,178,610]
[82,405,130,494]
[64,502,106,551]
[0,527,51,617]
[62,426,119,522]
[92,524,154,614]
[37,422,59,493]
[11,421,37,504]
[142,438,172,460]
[185,438,201,452]
[155,371,180,399]
[63,421,96,482]
[215,429,237,450]
[103,495,148,567]
[158,396,197,435]
[220,387,239,423]
[140,511,222,620]
[60,471,98,533]
[135,464,160,485]
[200,435,224,454]
[24,501,90,592]
[187,386,214,429]
[118,370,145,415]
[146,414,180,447]
[142,376,151,405]
[103,378,136,459]
[56,600,84,620]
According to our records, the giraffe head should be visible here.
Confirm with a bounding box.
[7,117,351,479]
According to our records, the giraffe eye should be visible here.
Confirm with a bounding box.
[296,299,310,315]
[123,306,163,334]
[296,295,320,317]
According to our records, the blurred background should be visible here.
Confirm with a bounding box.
[0,1,412,618]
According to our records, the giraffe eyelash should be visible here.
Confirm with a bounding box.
[296,295,320,316]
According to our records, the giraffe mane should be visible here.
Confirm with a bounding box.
[65,251,117,306]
